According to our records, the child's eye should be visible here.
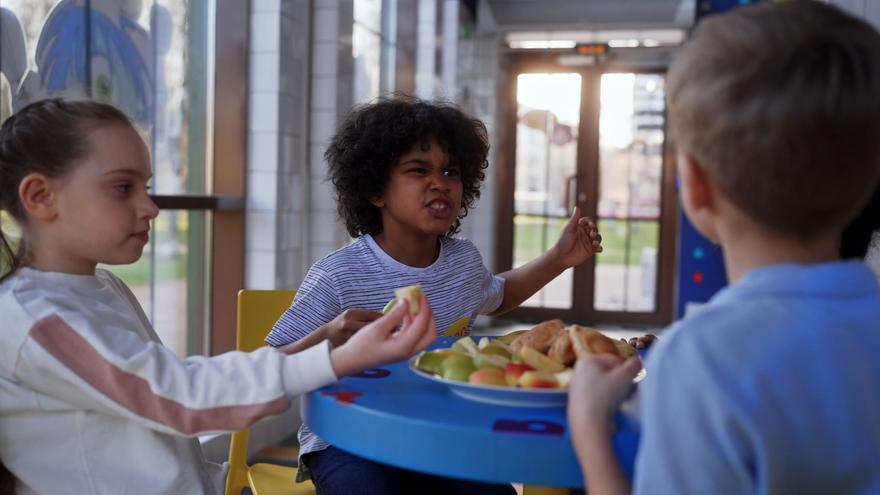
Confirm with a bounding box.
[114,184,133,194]
[443,168,461,178]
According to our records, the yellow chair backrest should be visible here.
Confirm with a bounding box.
[226,289,304,495]
[236,289,297,352]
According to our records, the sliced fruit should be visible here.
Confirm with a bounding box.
[440,353,475,382]
[518,370,559,389]
[393,284,424,316]
[468,368,507,387]
[382,297,397,314]
[415,351,448,375]
[451,336,478,356]
[504,362,534,386]
[472,352,509,370]
[519,346,566,373]
[554,368,574,388]
[479,344,512,360]
[496,329,528,345]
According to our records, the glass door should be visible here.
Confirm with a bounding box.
[498,56,676,326]
[594,73,666,313]
[513,72,582,310]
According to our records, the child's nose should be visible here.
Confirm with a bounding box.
[430,172,452,191]
[141,195,160,219]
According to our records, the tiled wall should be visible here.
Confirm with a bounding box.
[246,0,352,290]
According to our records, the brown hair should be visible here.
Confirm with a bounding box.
[667,1,880,238]
[0,98,134,282]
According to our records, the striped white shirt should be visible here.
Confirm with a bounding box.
[266,234,505,465]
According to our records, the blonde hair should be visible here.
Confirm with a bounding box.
[668,1,880,237]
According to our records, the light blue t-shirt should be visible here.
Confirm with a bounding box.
[634,261,880,495]
[266,234,505,464]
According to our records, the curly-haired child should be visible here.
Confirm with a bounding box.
[266,95,603,495]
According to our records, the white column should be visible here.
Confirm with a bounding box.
[416,0,437,99]
[440,0,459,101]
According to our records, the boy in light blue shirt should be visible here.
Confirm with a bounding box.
[566,2,880,494]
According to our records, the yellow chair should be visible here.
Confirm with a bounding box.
[225,289,316,495]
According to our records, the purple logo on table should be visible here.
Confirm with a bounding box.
[351,368,391,379]
[493,419,564,436]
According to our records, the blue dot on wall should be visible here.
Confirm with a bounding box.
[693,247,705,259]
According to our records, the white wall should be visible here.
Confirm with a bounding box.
[246,0,352,290]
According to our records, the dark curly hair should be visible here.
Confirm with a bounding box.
[325,95,489,237]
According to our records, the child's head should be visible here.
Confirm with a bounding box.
[325,95,489,238]
[0,98,157,279]
[668,1,880,240]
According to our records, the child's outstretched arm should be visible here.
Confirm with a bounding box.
[567,355,641,495]
[329,295,436,377]
[10,292,431,438]
[491,206,602,314]
[277,308,383,355]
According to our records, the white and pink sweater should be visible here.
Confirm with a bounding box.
[0,267,337,495]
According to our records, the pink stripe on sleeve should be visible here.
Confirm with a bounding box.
[30,315,289,434]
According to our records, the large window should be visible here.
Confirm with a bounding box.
[0,0,230,357]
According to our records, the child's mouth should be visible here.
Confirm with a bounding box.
[426,199,453,219]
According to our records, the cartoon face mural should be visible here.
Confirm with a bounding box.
[2,0,154,124]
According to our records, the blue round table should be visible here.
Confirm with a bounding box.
[303,337,640,491]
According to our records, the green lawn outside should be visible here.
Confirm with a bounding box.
[102,212,190,287]
[513,215,659,266]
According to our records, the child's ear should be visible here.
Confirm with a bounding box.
[678,153,714,213]
[369,195,385,208]
[19,173,59,221]
[677,153,721,242]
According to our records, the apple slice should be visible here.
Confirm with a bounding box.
[390,284,424,315]
[469,368,507,387]
[519,346,566,373]
[518,370,559,389]
[504,362,534,386]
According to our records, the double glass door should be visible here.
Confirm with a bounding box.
[497,57,677,326]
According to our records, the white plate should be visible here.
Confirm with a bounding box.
[408,355,647,408]
[408,357,567,407]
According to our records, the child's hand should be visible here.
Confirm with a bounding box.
[552,206,603,269]
[324,308,384,347]
[329,296,436,377]
[567,356,641,448]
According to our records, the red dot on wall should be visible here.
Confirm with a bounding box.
[693,271,704,283]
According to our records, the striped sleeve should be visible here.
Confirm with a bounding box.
[265,262,343,346]
[15,312,337,437]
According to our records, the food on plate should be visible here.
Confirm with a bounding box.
[413,320,641,390]
[518,370,558,388]
[469,368,507,386]
[503,362,534,386]
[473,352,508,370]
[496,329,527,345]
[519,346,566,373]
[547,330,576,366]
[570,325,629,361]
[440,353,476,381]
[510,319,565,354]
[628,333,659,350]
